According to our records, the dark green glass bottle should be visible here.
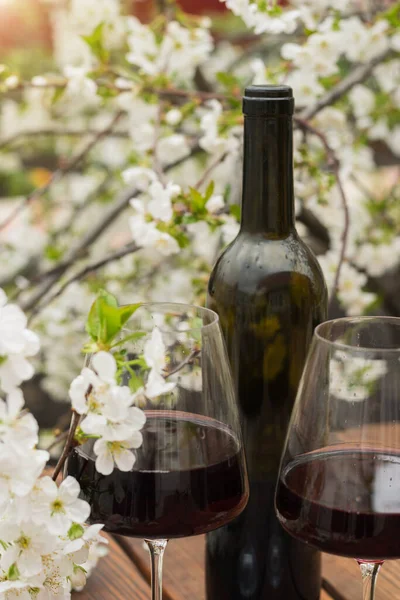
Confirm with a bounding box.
[205,85,327,600]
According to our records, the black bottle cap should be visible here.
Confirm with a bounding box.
[243,85,294,117]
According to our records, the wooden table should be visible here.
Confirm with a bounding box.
[76,535,400,599]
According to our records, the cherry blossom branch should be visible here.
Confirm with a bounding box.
[164,349,200,378]
[300,48,392,120]
[0,128,129,150]
[52,410,80,481]
[20,145,203,313]
[9,77,231,103]
[29,242,140,320]
[45,430,69,452]
[153,102,166,183]
[295,118,350,313]
[0,111,125,232]
[195,151,229,189]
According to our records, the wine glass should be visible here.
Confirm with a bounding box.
[66,303,249,600]
[275,317,400,600]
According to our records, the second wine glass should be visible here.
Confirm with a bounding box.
[275,317,400,600]
[66,303,249,600]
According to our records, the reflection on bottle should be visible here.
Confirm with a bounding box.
[238,544,258,598]
[267,533,283,590]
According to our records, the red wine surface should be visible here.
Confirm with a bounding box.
[276,448,400,560]
[67,411,248,539]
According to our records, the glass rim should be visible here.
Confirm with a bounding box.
[123,301,220,333]
[315,316,400,354]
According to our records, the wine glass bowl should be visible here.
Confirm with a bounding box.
[66,303,249,599]
[275,317,400,598]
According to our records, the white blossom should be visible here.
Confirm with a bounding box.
[143,328,176,399]
[205,194,225,214]
[348,85,376,118]
[70,351,146,442]
[165,108,182,126]
[0,389,38,448]
[126,18,213,82]
[330,354,388,402]
[199,100,239,154]
[0,290,40,393]
[340,17,389,63]
[157,135,190,165]
[122,167,157,191]
[63,66,99,107]
[147,181,181,222]
[93,437,141,475]
[0,446,49,515]
[33,476,90,536]
[0,521,58,577]
[129,199,180,256]
[285,71,324,107]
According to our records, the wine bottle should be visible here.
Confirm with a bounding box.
[205,85,327,600]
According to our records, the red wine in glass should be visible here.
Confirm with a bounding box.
[67,410,249,539]
[276,448,400,560]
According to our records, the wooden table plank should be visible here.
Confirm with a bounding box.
[323,554,400,600]
[74,535,151,600]
[123,536,334,599]
[79,532,400,600]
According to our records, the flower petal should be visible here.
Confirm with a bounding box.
[125,430,143,449]
[18,549,43,577]
[145,369,176,399]
[48,512,71,535]
[95,450,114,476]
[59,476,80,503]
[6,388,24,419]
[127,406,146,429]
[114,448,136,472]
[92,352,117,383]
[66,498,91,524]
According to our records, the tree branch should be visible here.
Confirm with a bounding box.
[0,111,125,232]
[195,151,228,189]
[20,145,203,313]
[299,48,392,121]
[45,429,69,452]
[29,242,139,319]
[0,128,129,150]
[164,349,200,379]
[9,77,231,104]
[153,101,166,183]
[295,118,350,313]
[52,410,80,481]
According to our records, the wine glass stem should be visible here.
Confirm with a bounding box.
[357,561,382,600]
[145,539,168,600]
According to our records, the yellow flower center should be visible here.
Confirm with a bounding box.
[51,499,65,514]
[17,535,30,550]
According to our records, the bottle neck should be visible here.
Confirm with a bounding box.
[240,115,295,236]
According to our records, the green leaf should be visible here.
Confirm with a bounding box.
[189,187,206,212]
[82,22,109,63]
[111,331,146,348]
[205,180,215,201]
[85,289,118,342]
[68,523,85,541]
[383,1,400,27]
[74,564,88,574]
[119,304,142,328]
[216,72,240,91]
[230,204,241,222]
[51,86,66,106]
[128,369,144,393]
[86,290,142,346]
[45,245,64,262]
[8,563,20,581]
